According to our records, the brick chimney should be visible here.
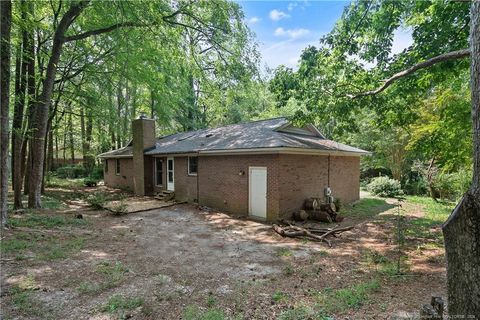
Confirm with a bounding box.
[132,113,155,196]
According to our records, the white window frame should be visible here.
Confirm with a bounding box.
[155,158,163,187]
[115,159,120,175]
[188,156,198,176]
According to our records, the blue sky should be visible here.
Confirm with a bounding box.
[237,1,413,71]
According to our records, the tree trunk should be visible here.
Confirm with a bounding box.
[11,1,30,209]
[68,112,74,164]
[0,0,12,227]
[27,1,87,208]
[442,1,480,316]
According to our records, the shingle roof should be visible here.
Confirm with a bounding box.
[98,118,370,158]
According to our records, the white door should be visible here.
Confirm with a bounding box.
[167,158,174,191]
[249,167,267,219]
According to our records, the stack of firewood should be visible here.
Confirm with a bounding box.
[292,198,343,223]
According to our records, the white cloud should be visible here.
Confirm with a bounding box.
[269,9,290,21]
[274,27,310,39]
[248,16,261,24]
[287,2,298,12]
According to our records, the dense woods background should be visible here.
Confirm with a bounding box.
[1,0,479,315]
[2,0,473,208]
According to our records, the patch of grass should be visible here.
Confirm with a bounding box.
[9,213,87,229]
[315,279,380,313]
[1,238,30,253]
[344,198,395,219]
[9,285,47,317]
[86,191,108,209]
[77,261,129,295]
[1,232,85,261]
[405,196,453,244]
[111,200,128,215]
[101,295,144,315]
[276,247,293,257]
[207,295,217,307]
[279,305,332,320]
[39,236,85,261]
[184,305,226,320]
[283,264,294,276]
[272,291,289,303]
[45,177,84,189]
[362,250,409,277]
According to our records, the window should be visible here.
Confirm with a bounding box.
[104,160,108,173]
[115,159,120,175]
[155,158,163,186]
[188,156,198,175]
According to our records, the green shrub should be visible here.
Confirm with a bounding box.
[56,165,87,179]
[402,177,428,196]
[367,176,404,197]
[90,165,104,180]
[111,201,128,215]
[333,198,342,212]
[86,192,107,209]
[83,177,98,187]
[434,169,472,201]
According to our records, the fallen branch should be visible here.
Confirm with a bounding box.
[272,223,354,247]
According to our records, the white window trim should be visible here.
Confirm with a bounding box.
[155,158,163,187]
[188,156,198,176]
[115,159,120,175]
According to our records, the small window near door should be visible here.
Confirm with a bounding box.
[188,156,198,175]
[155,158,163,186]
[104,160,108,173]
[115,159,120,175]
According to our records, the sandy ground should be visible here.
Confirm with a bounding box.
[0,197,447,319]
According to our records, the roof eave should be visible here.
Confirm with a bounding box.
[197,147,370,156]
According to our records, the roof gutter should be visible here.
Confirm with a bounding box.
[197,147,371,157]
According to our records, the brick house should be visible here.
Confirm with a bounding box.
[98,117,369,221]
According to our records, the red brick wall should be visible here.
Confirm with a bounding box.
[278,154,360,218]
[103,158,134,191]
[198,154,280,220]
[173,156,198,202]
[329,156,360,203]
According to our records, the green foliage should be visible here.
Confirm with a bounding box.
[1,232,86,261]
[89,165,104,180]
[8,213,86,229]
[344,198,395,219]
[101,295,144,314]
[333,198,342,212]
[184,305,226,320]
[86,192,107,209]
[276,247,293,257]
[272,291,289,303]
[367,177,404,197]
[83,177,98,187]
[55,165,87,179]
[311,280,380,314]
[77,261,129,295]
[111,200,128,215]
[433,169,472,201]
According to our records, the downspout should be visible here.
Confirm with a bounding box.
[327,154,331,187]
[196,151,200,204]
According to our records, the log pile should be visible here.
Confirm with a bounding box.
[294,198,343,223]
[272,221,353,247]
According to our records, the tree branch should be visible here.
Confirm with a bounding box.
[64,21,146,42]
[348,48,471,99]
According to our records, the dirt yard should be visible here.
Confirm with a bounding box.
[0,186,450,320]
